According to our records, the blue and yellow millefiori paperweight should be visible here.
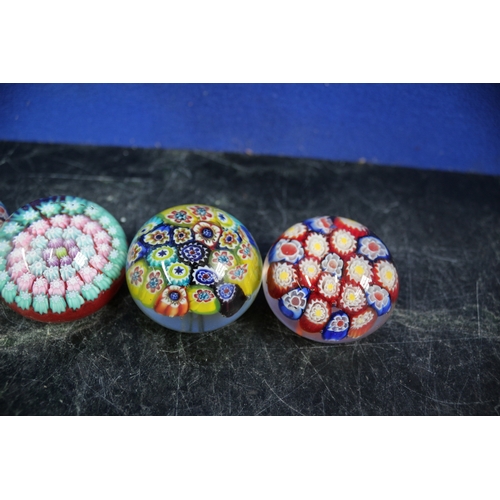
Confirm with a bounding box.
[126,204,262,333]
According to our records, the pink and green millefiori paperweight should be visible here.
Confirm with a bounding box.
[0,196,127,322]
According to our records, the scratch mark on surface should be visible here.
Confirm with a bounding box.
[26,173,145,183]
[297,349,336,402]
[193,152,247,173]
[260,380,305,416]
[370,345,391,375]
[401,383,490,406]
[456,375,470,406]
[423,253,459,263]
[476,279,481,337]
[174,339,183,416]
[274,197,287,230]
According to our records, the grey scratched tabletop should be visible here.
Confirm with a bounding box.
[0,141,499,415]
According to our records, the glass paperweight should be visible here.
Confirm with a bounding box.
[262,216,399,343]
[0,196,127,322]
[126,204,262,333]
[0,201,8,226]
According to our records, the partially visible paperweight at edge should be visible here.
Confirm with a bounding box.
[0,196,127,322]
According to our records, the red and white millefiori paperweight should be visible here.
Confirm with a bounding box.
[262,216,399,343]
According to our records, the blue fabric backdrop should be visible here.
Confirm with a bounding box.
[1,84,499,175]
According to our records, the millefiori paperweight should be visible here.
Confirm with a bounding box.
[262,216,399,343]
[0,196,127,322]
[126,204,262,333]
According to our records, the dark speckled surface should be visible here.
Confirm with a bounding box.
[0,141,499,415]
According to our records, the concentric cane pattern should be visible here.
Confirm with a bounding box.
[126,204,262,332]
[0,196,127,322]
[263,216,399,343]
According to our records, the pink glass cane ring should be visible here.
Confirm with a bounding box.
[262,216,399,343]
[0,196,127,322]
